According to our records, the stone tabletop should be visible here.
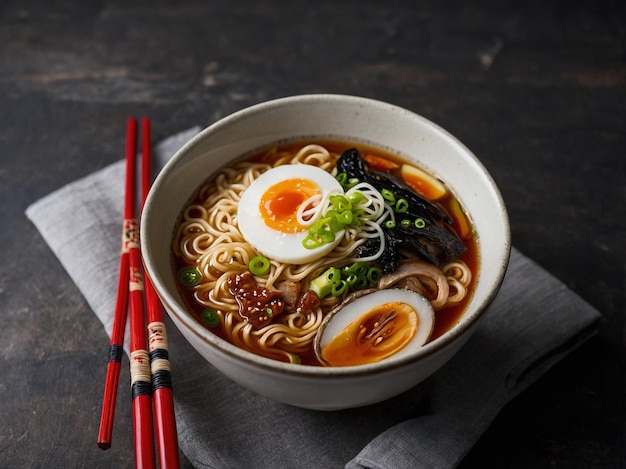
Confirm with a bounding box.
[0,1,623,467]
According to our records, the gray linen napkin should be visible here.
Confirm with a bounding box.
[26,128,602,469]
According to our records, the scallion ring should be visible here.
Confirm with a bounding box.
[395,198,409,213]
[381,188,396,204]
[325,267,342,284]
[355,276,369,290]
[414,218,426,229]
[331,280,348,297]
[329,194,351,212]
[367,266,382,284]
[346,177,360,189]
[249,256,270,276]
[347,191,365,205]
[345,274,358,286]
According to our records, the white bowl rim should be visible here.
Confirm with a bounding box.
[142,93,511,379]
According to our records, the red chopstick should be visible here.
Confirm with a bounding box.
[140,117,181,469]
[126,117,157,469]
[97,118,136,449]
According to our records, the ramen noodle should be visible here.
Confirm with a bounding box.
[172,141,477,365]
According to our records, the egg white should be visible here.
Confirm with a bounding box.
[237,164,344,264]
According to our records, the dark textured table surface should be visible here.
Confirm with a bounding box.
[1,1,624,467]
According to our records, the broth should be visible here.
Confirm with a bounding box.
[172,140,478,365]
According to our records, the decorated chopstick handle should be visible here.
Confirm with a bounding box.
[127,220,153,398]
[129,253,156,468]
[148,319,180,469]
[130,349,153,398]
[148,322,173,390]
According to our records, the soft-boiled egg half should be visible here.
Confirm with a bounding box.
[237,164,344,264]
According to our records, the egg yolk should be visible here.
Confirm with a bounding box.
[259,178,321,233]
[320,302,418,366]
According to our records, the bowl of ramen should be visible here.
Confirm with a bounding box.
[141,94,511,410]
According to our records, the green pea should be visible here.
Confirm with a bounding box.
[178,267,202,287]
[201,309,220,328]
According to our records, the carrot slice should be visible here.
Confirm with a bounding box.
[400,164,447,201]
[449,198,471,239]
[364,154,400,172]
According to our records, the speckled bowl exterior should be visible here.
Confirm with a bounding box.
[141,94,511,410]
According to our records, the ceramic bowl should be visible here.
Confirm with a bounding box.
[141,94,511,410]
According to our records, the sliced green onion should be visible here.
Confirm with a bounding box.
[249,256,270,276]
[385,220,396,229]
[342,264,356,277]
[345,274,358,286]
[335,210,353,225]
[311,216,340,238]
[347,191,365,205]
[325,267,341,283]
[329,194,352,212]
[400,219,411,228]
[355,276,369,290]
[381,188,395,204]
[309,267,341,298]
[335,172,347,186]
[201,309,220,328]
[342,262,367,277]
[351,208,365,222]
[265,307,273,317]
[346,177,360,189]
[395,198,409,213]
[302,233,323,249]
[318,227,336,243]
[367,266,382,284]
[178,267,202,287]
[414,218,426,228]
[331,280,348,297]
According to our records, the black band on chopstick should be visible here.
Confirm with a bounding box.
[131,380,153,400]
[149,348,173,390]
[149,348,169,361]
[152,370,173,390]
[108,344,123,362]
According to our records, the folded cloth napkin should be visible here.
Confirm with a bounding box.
[26,128,602,469]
